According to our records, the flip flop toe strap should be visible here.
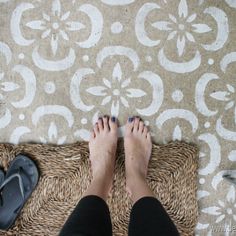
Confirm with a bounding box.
[0,171,25,203]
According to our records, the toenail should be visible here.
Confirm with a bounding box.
[128,117,134,122]
[98,117,102,120]
[111,116,116,122]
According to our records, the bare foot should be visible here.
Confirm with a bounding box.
[125,117,152,180]
[124,117,154,202]
[89,116,118,193]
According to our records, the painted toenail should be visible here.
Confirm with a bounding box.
[128,117,134,122]
[111,116,116,122]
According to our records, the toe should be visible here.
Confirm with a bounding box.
[109,116,118,133]
[97,117,103,131]
[133,117,140,132]
[103,116,109,132]
[125,117,134,135]
[147,132,152,142]
[94,123,99,135]
[90,130,95,140]
[143,126,148,136]
[138,121,144,133]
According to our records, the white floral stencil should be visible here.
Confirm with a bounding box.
[86,62,147,116]
[152,0,212,57]
[26,0,86,56]
[135,0,229,73]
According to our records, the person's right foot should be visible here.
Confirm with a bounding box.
[124,117,152,196]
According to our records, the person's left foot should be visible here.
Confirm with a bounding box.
[89,116,118,192]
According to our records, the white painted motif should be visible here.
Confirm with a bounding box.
[156,109,198,133]
[11,1,103,71]
[32,46,75,71]
[86,63,146,116]
[70,68,95,111]
[32,105,74,127]
[10,126,31,144]
[76,4,103,48]
[11,65,36,108]
[11,3,35,46]
[225,0,236,8]
[39,121,67,144]
[136,0,229,74]
[101,0,135,6]
[135,3,161,47]
[96,46,140,71]
[198,133,221,175]
[136,71,164,116]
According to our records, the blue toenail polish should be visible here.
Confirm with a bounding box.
[128,117,134,122]
[111,116,116,122]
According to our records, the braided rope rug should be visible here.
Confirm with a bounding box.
[0,140,198,236]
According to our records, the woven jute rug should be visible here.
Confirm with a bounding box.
[0,140,198,236]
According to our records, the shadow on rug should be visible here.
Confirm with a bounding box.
[0,140,199,236]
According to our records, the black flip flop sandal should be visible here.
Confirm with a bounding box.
[0,170,4,186]
[0,169,5,210]
[0,154,39,230]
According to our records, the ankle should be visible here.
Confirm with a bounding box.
[126,167,147,182]
[92,170,113,184]
[83,177,112,201]
[125,176,155,203]
[91,176,112,193]
[126,172,147,192]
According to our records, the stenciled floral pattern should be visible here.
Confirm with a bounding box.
[152,0,212,56]
[202,189,236,224]
[10,0,103,71]
[26,0,86,56]
[135,0,229,73]
[86,62,146,116]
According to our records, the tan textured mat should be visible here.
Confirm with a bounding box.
[0,140,198,236]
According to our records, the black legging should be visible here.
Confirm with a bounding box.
[59,195,179,236]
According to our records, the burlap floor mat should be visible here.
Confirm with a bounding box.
[0,140,198,236]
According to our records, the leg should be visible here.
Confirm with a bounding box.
[124,117,179,236]
[60,116,118,236]
[128,196,180,236]
[59,195,112,236]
